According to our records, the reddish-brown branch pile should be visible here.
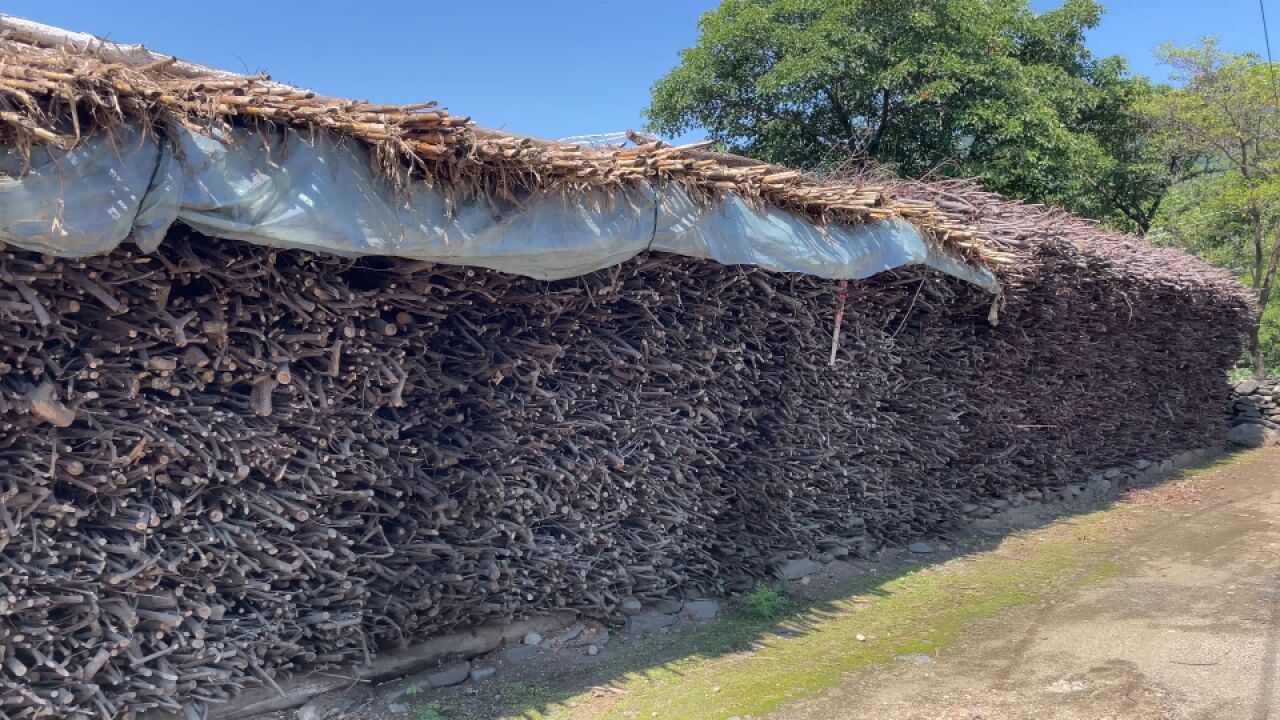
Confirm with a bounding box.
[0,206,1250,717]
[0,17,1257,720]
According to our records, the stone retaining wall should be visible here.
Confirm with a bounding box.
[1230,378,1280,448]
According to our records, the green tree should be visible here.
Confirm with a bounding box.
[1146,40,1280,374]
[1150,171,1280,370]
[645,0,1167,229]
[1082,79,1215,234]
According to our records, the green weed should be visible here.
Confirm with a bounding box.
[743,584,790,619]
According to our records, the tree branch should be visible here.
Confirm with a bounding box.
[866,88,892,157]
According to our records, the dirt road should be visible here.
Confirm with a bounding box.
[778,448,1280,720]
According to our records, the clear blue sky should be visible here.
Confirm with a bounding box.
[3,1,1269,141]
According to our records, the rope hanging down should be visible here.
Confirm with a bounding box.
[829,279,849,366]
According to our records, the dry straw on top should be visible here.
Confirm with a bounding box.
[0,19,1004,269]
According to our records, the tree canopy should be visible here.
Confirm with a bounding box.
[646,0,1172,231]
[1145,40,1280,373]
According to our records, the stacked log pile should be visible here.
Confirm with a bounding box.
[0,209,1251,718]
[0,18,1257,720]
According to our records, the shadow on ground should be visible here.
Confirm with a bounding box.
[378,450,1252,720]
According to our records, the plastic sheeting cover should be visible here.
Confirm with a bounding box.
[0,125,999,293]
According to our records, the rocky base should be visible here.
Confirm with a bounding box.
[1230,378,1280,448]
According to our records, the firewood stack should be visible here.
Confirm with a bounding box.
[0,207,1251,718]
[0,18,1256,720]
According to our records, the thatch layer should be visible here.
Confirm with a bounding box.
[0,25,1004,268]
[854,174,1253,297]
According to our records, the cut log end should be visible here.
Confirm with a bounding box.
[26,382,75,427]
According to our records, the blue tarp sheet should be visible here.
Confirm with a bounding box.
[0,125,999,293]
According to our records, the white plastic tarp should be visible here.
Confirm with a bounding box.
[0,125,999,293]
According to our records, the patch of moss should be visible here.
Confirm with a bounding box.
[498,507,1164,720]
